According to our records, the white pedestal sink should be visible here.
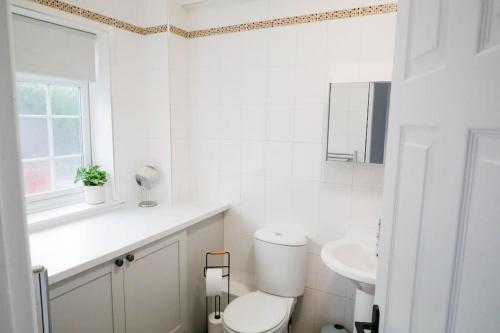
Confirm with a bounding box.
[320,237,377,330]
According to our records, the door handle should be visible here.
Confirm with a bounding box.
[355,305,379,333]
[115,258,124,267]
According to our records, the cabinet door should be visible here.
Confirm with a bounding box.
[49,263,125,333]
[123,233,186,333]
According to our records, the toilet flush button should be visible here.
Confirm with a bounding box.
[275,232,282,236]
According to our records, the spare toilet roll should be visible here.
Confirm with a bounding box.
[206,268,223,297]
[208,312,223,333]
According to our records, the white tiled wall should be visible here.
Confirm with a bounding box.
[63,0,172,203]
[169,0,396,331]
[169,0,192,202]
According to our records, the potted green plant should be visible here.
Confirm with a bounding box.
[74,165,107,205]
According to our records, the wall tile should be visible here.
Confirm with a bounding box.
[194,105,219,139]
[351,186,383,228]
[319,183,352,221]
[266,141,293,178]
[314,291,346,330]
[293,287,316,330]
[294,104,326,143]
[295,67,329,104]
[142,0,168,27]
[111,67,146,104]
[218,107,241,140]
[265,25,298,67]
[218,140,241,175]
[265,177,294,222]
[85,0,114,19]
[217,173,241,204]
[327,17,362,62]
[305,254,319,289]
[267,68,296,105]
[360,13,396,62]
[191,71,221,105]
[220,69,247,105]
[292,143,322,180]
[240,175,266,238]
[296,21,328,67]
[112,0,138,25]
[266,105,295,141]
[316,257,347,297]
[240,105,267,140]
[292,179,320,239]
[344,298,356,332]
[241,140,267,176]
[322,161,354,185]
[267,0,301,19]
[191,139,218,171]
[224,234,255,273]
[353,163,385,188]
[318,218,348,245]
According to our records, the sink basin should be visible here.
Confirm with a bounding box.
[320,238,377,285]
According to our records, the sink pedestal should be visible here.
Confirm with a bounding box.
[320,237,377,330]
[353,287,374,329]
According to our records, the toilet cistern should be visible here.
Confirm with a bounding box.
[222,227,307,333]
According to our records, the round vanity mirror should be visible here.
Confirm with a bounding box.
[135,165,160,207]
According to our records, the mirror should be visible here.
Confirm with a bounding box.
[326,82,391,164]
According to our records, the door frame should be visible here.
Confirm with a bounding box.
[0,0,38,331]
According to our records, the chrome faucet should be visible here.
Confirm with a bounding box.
[376,219,382,257]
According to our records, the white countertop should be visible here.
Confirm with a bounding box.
[29,201,229,285]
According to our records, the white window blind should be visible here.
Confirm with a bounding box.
[12,14,96,82]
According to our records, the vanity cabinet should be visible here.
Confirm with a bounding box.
[49,233,186,333]
[49,261,123,333]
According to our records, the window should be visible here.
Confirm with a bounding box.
[16,75,91,210]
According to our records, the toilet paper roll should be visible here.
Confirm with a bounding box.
[206,268,223,297]
[208,312,223,333]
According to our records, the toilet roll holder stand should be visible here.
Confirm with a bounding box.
[204,250,231,328]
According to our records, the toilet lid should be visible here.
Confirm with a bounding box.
[224,292,288,333]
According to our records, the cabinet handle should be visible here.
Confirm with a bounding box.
[115,259,124,267]
[126,254,135,262]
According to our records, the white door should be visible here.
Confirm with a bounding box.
[376,0,500,332]
[0,2,37,333]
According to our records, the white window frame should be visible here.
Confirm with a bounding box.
[16,73,93,213]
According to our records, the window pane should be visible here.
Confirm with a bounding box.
[23,161,51,194]
[54,156,82,190]
[50,85,80,116]
[53,118,82,156]
[19,117,49,158]
[17,82,47,115]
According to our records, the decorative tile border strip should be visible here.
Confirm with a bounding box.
[168,25,190,38]
[187,3,397,38]
[31,0,396,38]
[32,0,164,35]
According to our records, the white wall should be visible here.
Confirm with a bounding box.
[169,0,396,331]
[169,0,192,202]
[63,0,172,204]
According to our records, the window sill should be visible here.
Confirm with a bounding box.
[28,200,125,233]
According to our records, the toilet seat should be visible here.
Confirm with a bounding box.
[223,291,293,333]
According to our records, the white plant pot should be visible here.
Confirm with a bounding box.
[84,185,105,205]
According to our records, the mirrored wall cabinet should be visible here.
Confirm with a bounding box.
[326,82,391,164]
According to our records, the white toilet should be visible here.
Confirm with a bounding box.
[223,227,307,333]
